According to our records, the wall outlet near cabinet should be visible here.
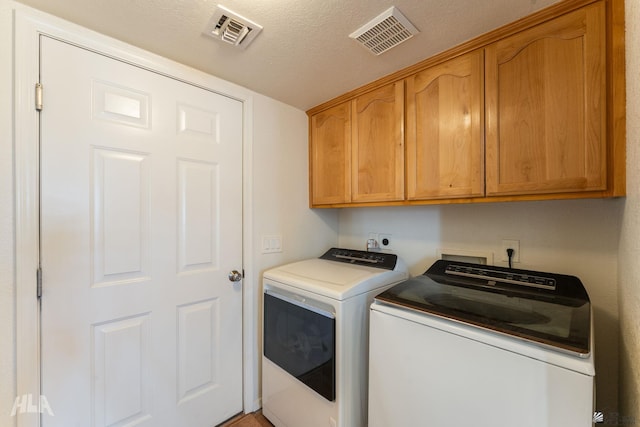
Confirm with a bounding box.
[367,232,393,251]
[501,239,520,263]
[378,233,393,251]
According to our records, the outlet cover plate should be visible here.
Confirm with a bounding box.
[501,239,520,263]
[378,233,393,251]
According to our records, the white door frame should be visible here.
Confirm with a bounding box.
[13,5,259,426]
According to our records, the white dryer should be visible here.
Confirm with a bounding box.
[262,248,408,427]
[369,260,595,427]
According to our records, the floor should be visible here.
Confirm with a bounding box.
[221,411,274,427]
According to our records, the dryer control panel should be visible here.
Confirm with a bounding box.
[320,248,398,270]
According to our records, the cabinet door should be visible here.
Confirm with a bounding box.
[351,82,405,202]
[485,3,606,196]
[406,50,484,200]
[309,102,351,205]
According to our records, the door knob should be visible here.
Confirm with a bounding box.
[228,270,243,283]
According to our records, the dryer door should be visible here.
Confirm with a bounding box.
[263,291,336,401]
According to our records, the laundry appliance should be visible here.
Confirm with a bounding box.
[369,260,595,427]
[262,248,408,427]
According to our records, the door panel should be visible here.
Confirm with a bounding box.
[406,50,484,199]
[177,298,220,403]
[92,148,150,285]
[40,36,243,426]
[309,102,352,205]
[485,3,606,195]
[351,82,405,202]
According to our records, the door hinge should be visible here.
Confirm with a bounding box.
[35,83,43,111]
[36,267,42,298]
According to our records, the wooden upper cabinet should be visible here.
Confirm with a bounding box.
[308,0,623,207]
[406,50,484,200]
[351,81,405,203]
[309,102,351,205]
[485,3,606,196]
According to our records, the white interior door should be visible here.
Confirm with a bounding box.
[39,36,243,427]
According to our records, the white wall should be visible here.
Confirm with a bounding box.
[338,198,623,414]
[249,93,338,401]
[619,0,640,423]
[0,0,16,425]
[251,94,338,271]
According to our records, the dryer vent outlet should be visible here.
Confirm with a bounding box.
[349,6,419,55]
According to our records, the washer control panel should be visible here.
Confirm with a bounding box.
[445,264,557,290]
[320,247,397,270]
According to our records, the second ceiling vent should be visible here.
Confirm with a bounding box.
[349,6,419,55]
[203,5,263,49]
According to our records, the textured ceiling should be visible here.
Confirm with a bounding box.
[17,0,560,111]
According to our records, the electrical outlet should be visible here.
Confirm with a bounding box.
[379,233,393,251]
[501,239,520,263]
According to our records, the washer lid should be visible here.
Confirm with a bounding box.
[376,260,591,357]
[264,257,408,300]
[371,300,595,376]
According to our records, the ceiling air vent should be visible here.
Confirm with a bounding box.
[203,5,263,49]
[349,6,419,55]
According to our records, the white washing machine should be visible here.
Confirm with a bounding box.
[369,260,595,427]
[262,248,408,427]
